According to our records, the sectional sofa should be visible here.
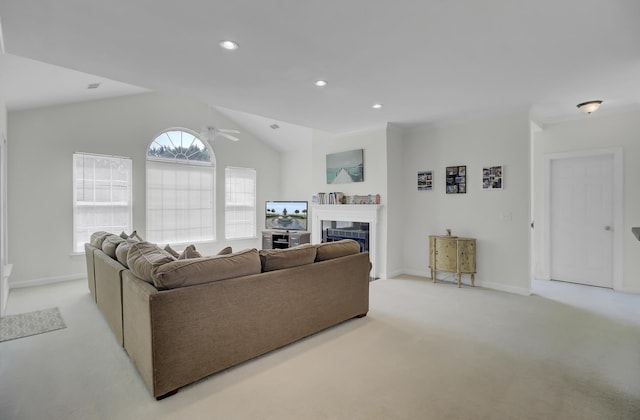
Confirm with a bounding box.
[85,232,371,399]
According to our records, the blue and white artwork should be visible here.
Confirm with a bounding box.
[326,149,364,184]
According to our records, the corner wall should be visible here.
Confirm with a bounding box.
[402,111,532,294]
[7,92,281,286]
[532,107,640,293]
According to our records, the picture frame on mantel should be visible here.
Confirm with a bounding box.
[326,149,364,184]
[445,165,466,194]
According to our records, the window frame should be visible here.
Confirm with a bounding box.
[72,152,133,253]
[145,128,216,245]
[225,166,257,240]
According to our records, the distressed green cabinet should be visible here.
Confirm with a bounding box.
[429,236,476,288]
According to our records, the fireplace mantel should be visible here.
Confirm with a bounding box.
[311,204,382,278]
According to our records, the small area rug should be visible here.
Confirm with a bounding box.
[0,307,66,342]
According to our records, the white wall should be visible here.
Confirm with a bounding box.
[0,98,8,313]
[402,111,532,295]
[311,127,389,277]
[280,147,312,201]
[7,92,281,286]
[532,107,640,293]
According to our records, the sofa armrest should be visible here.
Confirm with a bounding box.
[122,270,158,394]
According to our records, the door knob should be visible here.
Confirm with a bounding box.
[604,226,611,231]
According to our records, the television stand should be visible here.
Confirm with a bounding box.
[262,230,311,250]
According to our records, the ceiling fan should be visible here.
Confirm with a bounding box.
[200,125,240,142]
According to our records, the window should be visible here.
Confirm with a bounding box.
[146,129,214,244]
[73,153,132,252]
[225,167,256,239]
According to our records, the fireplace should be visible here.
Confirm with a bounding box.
[311,204,381,278]
[322,221,369,252]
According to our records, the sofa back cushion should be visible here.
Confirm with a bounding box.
[315,239,361,262]
[90,231,112,248]
[115,239,140,268]
[127,242,176,283]
[259,244,317,272]
[152,248,261,290]
[101,235,126,258]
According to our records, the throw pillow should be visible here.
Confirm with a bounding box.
[121,230,144,241]
[259,244,317,272]
[217,246,233,255]
[127,241,176,283]
[178,244,202,260]
[315,239,361,262]
[152,248,262,290]
[164,244,180,258]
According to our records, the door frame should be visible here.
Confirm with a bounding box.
[543,147,623,290]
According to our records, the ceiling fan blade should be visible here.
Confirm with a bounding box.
[220,132,240,142]
[218,129,240,134]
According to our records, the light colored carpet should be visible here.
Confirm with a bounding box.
[0,307,66,342]
[0,277,639,420]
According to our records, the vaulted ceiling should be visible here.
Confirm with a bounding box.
[1,0,640,135]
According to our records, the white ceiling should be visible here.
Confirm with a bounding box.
[1,0,640,140]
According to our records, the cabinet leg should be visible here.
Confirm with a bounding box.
[471,274,475,287]
[457,273,461,288]
[431,269,436,283]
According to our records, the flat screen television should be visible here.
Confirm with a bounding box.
[265,201,308,231]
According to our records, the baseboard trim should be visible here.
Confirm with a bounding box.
[479,281,532,296]
[400,268,430,278]
[10,273,86,289]
[616,286,640,294]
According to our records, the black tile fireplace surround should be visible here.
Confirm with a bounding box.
[322,222,369,252]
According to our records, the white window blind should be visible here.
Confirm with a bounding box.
[146,130,214,244]
[73,153,132,252]
[225,167,256,239]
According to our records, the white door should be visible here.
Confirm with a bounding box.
[550,154,614,287]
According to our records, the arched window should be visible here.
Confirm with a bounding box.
[146,129,215,244]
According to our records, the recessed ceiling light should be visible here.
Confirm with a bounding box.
[219,40,239,50]
[372,103,383,109]
[315,80,328,87]
[87,82,101,90]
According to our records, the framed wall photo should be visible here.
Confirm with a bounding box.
[418,171,433,191]
[446,165,466,194]
[326,149,364,184]
[482,165,503,190]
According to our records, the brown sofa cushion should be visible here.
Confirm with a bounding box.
[152,248,261,290]
[259,244,317,272]
[102,235,126,258]
[115,239,140,268]
[315,239,361,262]
[178,244,202,259]
[127,242,176,283]
[90,231,112,248]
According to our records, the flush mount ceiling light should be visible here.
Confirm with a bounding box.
[372,103,383,109]
[577,100,603,114]
[314,80,328,87]
[87,82,101,89]
[219,40,239,50]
